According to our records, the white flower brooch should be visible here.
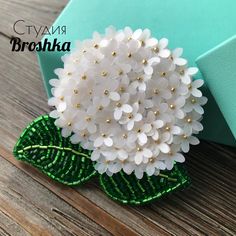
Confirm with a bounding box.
[14,27,207,205]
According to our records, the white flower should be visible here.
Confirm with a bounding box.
[119,103,142,130]
[159,145,185,170]
[174,130,200,153]
[152,38,170,58]
[134,147,153,165]
[49,26,206,179]
[171,48,187,66]
[178,67,199,84]
[188,79,205,97]
[184,96,208,114]
[114,93,133,120]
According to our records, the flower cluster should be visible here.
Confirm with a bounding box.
[49,27,207,179]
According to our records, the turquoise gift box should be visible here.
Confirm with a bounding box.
[37,0,236,147]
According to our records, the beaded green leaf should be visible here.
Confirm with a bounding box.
[99,164,191,205]
[13,115,97,185]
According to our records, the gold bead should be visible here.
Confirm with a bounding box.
[94,60,99,64]
[179,69,185,75]
[76,103,81,108]
[153,47,159,53]
[102,133,106,137]
[191,98,196,104]
[142,59,148,65]
[112,51,117,56]
[89,90,93,95]
[127,37,132,41]
[82,132,87,137]
[137,147,142,152]
[127,52,132,58]
[188,84,192,90]
[168,151,173,156]
[98,105,103,111]
[183,134,188,139]
[67,72,72,76]
[60,96,64,101]
[154,110,160,115]
[155,139,161,144]
[81,75,87,80]
[118,70,123,76]
[187,118,192,123]
[116,102,122,107]
[171,87,176,92]
[123,134,128,139]
[137,76,143,81]
[128,114,133,119]
[106,119,111,123]
[153,88,159,94]
[149,157,155,163]
[67,122,72,127]
[170,104,175,109]
[82,49,86,53]
[140,40,145,47]
[161,72,166,77]
[101,71,108,77]
[165,126,170,131]
[73,89,78,94]
[137,129,141,133]
[104,89,109,95]
[94,44,99,49]
[119,86,125,92]
[85,116,91,122]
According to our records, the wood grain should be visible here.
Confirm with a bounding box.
[0,0,236,235]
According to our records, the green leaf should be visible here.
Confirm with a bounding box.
[13,115,97,185]
[99,164,191,205]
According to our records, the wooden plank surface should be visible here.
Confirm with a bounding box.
[0,0,236,235]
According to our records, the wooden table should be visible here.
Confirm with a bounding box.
[0,1,236,235]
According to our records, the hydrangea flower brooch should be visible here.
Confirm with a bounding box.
[14,27,207,205]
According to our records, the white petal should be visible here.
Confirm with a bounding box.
[132,29,142,39]
[189,136,200,145]
[175,57,187,66]
[188,67,198,75]
[114,109,123,120]
[159,49,170,58]
[181,141,190,153]
[144,66,153,75]
[143,149,152,158]
[138,133,147,144]
[192,79,204,88]
[135,153,143,165]
[122,104,133,113]
[194,105,204,114]
[110,92,120,101]
[104,137,113,147]
[94,137,104,147]
[192,88,202,97]
[159,143,170,153]
[49,110,60,118]
[57,102,67,112]
[127,121,134,130]
[172,48,183,57]
[61,128,71,138]
[146,38,158,47]
[159,38,168,48]
[174,153,185,163]
[134,113,142,122]
[146,166,155,176]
